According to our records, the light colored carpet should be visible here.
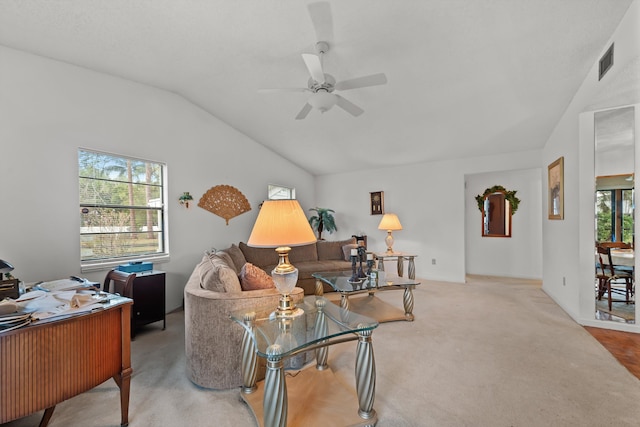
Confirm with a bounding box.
[4,275,640,427]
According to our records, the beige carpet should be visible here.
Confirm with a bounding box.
[4,275,640,427]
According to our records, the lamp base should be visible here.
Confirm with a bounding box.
[271,293,304,318]
[385,231,395,253]
[271,251,303,318]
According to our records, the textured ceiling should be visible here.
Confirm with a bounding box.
[0,0,633,175]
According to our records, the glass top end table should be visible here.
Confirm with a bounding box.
[231,296,379,427]
[312,270,420,322]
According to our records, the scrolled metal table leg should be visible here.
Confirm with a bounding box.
[355,327,376,420]
[407,256,416,280]
[397,256,404,277]
[264,344,287,427]
[314,278,324,296]
[340,293,350,311]
[241,312,258,394]
[403,285,415,321]
[314,299,329,370]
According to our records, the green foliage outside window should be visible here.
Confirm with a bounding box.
[595,189,634,244]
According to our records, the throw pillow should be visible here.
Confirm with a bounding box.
[199,253,242,293]
[341,243,358,261]
[227,244,247,274]
[215,250,236,274]
[239,262,275,291]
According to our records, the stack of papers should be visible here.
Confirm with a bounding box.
[0,311,32,333]
[34,278,99,292]
[16,290,107,320]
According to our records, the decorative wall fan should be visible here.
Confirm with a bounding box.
[260,2,388,120]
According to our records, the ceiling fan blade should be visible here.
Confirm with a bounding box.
[335,73,388,91]
[302,53,325,84]
[308,1,333,43]
[335,95,364,117]
[295,103,313,120]
[258,88,311,94]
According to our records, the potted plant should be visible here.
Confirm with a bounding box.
[308,207,337,240]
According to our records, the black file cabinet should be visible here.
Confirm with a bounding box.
[126,270,166,338]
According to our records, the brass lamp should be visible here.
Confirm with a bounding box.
[247,200,317,317]
[378,213,403,254]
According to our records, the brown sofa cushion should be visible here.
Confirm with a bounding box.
[199,253,242,293]
[239,242,279,267]
[288,243,318,264]
[317,237,356,261]
[239,262,276,291]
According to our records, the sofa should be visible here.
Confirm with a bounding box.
[237,237,360,295]
[184,249,305,389]
[184,237,360,389]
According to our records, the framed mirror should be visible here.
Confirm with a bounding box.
[594,106,635,324]
[475,186,520,238]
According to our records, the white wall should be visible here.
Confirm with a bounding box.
[0,46,315,312]
[315,150,541,283]
[465,168,542,279]
[543,0,640,331]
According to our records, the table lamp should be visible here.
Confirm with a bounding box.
[378,213,402,254]
[247,200,317,317]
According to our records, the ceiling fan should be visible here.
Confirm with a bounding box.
[259,2,388,120]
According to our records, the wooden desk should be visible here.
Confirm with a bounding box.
[0,296,133,426]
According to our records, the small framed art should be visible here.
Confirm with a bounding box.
[548,157,564,220]
[370,191,384,215]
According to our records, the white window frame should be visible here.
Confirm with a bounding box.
[79,149,169,272]
[268,184,296,200]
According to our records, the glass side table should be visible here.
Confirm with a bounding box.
[373,252,418,279]
[313,271,419,322]
[231,296,379,427]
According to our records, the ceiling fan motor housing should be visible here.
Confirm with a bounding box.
[308,73,336,93]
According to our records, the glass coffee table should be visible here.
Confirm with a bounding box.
[312,271,419,322]
[231,296,378,427]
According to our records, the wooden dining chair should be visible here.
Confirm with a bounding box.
[596,244,633,311]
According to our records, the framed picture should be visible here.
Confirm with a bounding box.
[370,191,384,215]
[548,157,564,220]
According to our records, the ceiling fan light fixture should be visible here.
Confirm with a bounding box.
[308,90,337,113]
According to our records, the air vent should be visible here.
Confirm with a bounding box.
[599,43,614,81]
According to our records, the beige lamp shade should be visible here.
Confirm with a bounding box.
[378,213,403,231]
[247,199,317,248]
[247,199,315,317]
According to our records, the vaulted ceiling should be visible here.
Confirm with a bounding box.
[0,0,633,175]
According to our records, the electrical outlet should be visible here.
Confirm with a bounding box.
[432,258,436,265]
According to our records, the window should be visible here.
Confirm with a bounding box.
[268,184,295,200]
[596,188,634,244]
[79,149,168,270]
